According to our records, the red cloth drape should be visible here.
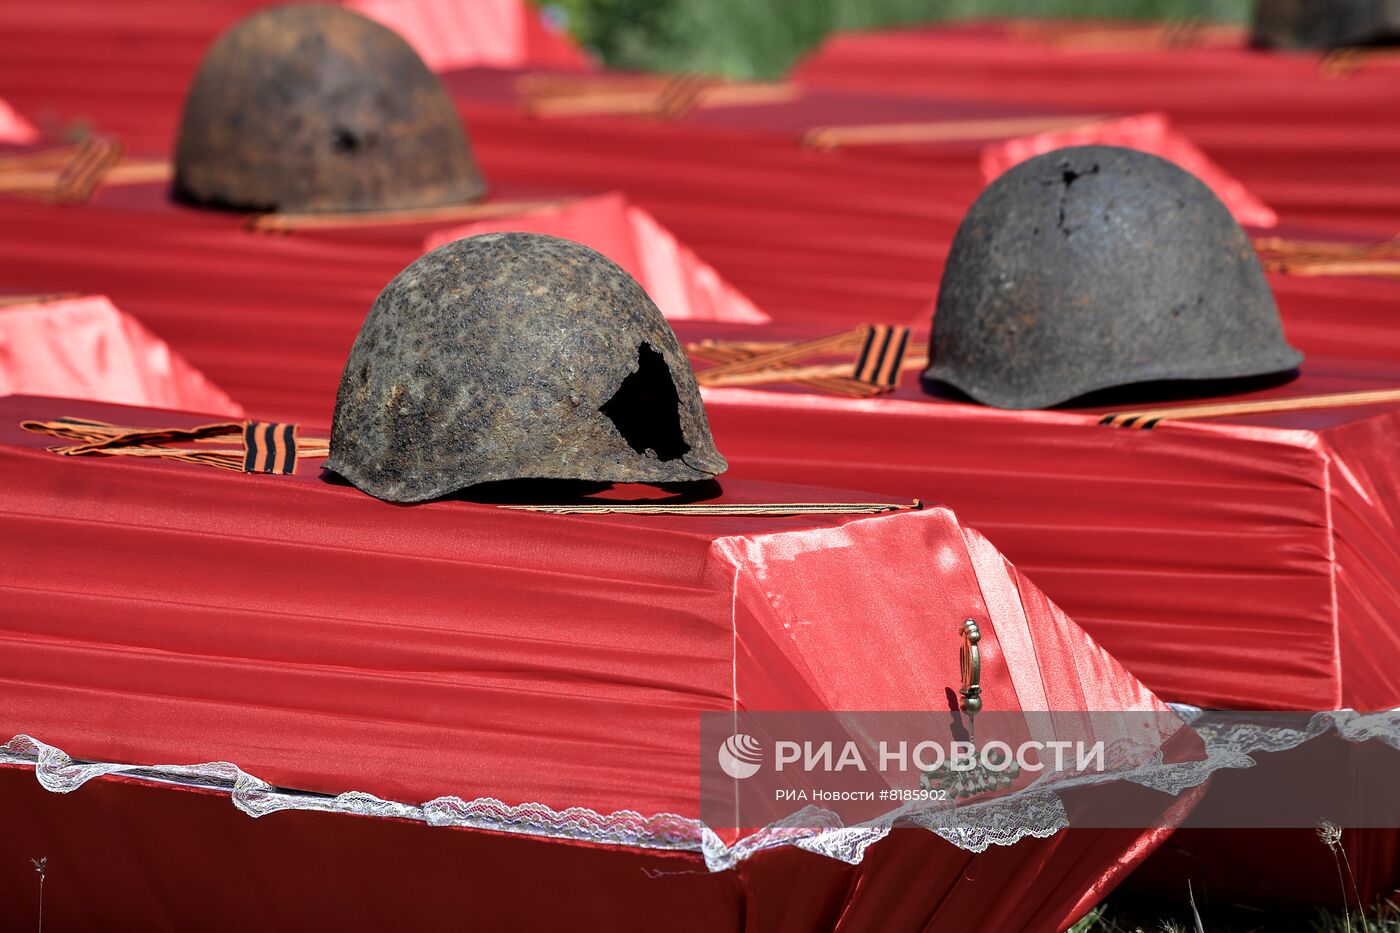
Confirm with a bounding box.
[979,111,1277,227]
[0,395,1175,811]
[691,341,1400,711]
[0,184,1397,712]
[423,192,770,324]
[4,10,1399,914]
[0,0,587,146]
[0,179,1396,420]
[0,394,1185,932]
[794,21,1400,235]
[0,295,241,416]
[0,767,1180,933]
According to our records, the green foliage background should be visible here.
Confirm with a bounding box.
[547,0,1253,79]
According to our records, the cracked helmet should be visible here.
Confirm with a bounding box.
[1252,0,1400,49]
[173,4,485,213]
[328,233,728,502]
[923,145,1302,410]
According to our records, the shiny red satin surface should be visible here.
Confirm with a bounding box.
[0,176,1396,426]
[0,184,785,420]
[0,394,1179,932]
[0,189,1396,713]
[0,17,1397,715]
[8,19,1392,342]
[442,61,1396,336]
[0,93,37,142]
[0,768,1175,933]
[440,76,1400,335]
[795,21,1400,235]
[2,69,1397,385]
[0,295,241,415]
[423,191,770,324]
[0,395,1169,813]
[980,111,1277,227]
[2,11,1396,351]
[692,347,1400,712]
[4,9,1400,916]
[0,0,586,145]
[343,0,588,72]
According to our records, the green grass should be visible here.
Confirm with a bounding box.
[547,0,1254,79]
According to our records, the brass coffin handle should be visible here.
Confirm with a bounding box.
[959,618,982,717]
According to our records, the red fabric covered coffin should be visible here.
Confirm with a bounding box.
[492,73,1276,227]
[0,394,1197,932]
[3,176,1397,432]
[0,94,38,144]
[4,32,1395,367]
[0,294,240,415]
[435,75,1400,353]
[343,0,589,72]
[979,111,1276,228]
[681,330,1400,713]
[0,0,588,150]
[3,10,1396,350]
[679,334,1400,906]
[424,192,769,324]
[0,183,775,423]
[794,20,1400,235]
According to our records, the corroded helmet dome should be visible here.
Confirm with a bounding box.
[923,145,1302,409]
[1252,0,1400,49]
[173,4,485,213]
[328,233,728,502]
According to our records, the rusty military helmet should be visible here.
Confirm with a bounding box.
[328,233,728,502]
[1252,0,1400,49]
[923,145,1302,410]
[173,4,485,213]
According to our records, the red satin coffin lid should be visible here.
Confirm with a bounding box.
[0,394,1166,822]
[677,318,1400,711]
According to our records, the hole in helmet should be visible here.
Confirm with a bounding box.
[1055,163,1100,235]
[599,343,690,462]
[1060,163,1100,185]
[332,127,361,154]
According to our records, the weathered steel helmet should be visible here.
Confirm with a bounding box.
[923,145,1302,409]
[1252,0,1400,49]
[173,4,485,213]
[328,233,728,502]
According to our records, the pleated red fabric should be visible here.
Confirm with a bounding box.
[4,10,1400,916]
[0,295,242,416]
[0,394,1180,933]
[0,768,1186,933]
[0,189,1397,713]
[0,0,587,147]
[688,336,1400,711]
[795,21,1400,235]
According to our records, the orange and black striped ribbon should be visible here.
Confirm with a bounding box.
[852,324,911,391]
[1099,387,1400,430]
[21,417,309,474]
[241,421,299,474]
[654,72,713,119]
[53,136,125,203]
[1097,412,1166,430]
[693,327,868,384]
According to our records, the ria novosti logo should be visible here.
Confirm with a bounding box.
[717,733,763,779]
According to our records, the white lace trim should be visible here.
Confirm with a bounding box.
[6,711,1399,871]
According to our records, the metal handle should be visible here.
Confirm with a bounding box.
[958,618,982,716]
[921,617,1015,798]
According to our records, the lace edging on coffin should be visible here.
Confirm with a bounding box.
[6,710,1399,871]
